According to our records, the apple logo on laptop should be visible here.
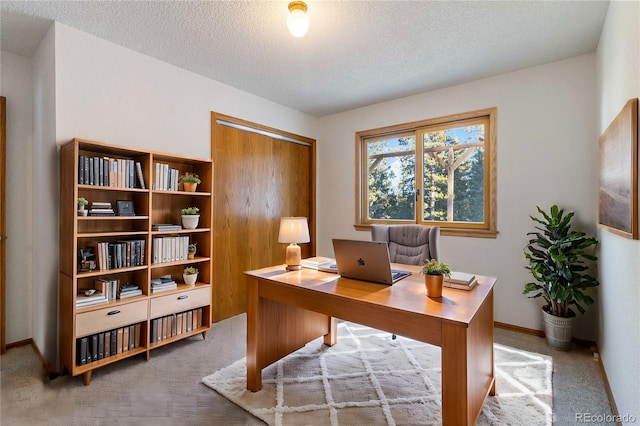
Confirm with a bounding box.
[357,257,365,266]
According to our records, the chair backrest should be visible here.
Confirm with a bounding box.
[370,224,440,265]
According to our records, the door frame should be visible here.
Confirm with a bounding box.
[1,96,7,354]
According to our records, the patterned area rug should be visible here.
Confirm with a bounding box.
[203,322,552,425]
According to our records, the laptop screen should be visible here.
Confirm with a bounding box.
[332,239,411,285]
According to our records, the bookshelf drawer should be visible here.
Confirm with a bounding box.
[76,300,148,337]
[150,286,210,318]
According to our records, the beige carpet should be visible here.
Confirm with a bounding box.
[203,322,552,425]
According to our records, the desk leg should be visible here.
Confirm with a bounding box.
[246,276,334,393]
[441,324,469,426]
[441,290,494,426]
[246,277,261,392]
[323,317,337,346]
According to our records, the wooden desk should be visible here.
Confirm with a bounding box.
[245,264,496,426]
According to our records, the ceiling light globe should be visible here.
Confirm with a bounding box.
[287,3,309,37]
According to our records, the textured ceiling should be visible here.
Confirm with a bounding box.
[1,1,609,117]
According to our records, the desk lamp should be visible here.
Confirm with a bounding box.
[278,217,310,271]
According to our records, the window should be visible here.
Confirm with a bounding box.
[355,108,497,238]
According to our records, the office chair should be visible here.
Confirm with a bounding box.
[371,224,440,339]
[371,224,440,265]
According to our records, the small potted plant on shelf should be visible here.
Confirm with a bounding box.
[181,207,200,229]
[77,197,89,216]
[524,205,599,351]
[421,259,451,298]
[183,266,199,286]
[180,172,201,192]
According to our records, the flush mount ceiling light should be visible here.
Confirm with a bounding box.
[287,1,309,37]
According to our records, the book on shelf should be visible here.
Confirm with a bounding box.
[176,314,183,336]
[153,162,181,191]
[151,275,175,285]
[117,289,143,298]
[91,201,112,209]
[86,240,145,270]
[133,324,141,348]
[444,271,478,290]
[150,319,157,343]
[119,282,139,290]
[135,162,146,189]
[117,282,142,299]
[76,337,88,366]
[104,331,111,358]
[98,332,105,360]
[123,327,129,351]
[91,334,98,362]
[77,155,149,188]
[110,331,117,356]
[187,311,193,332]
[116,328,123,354]
[78,155,85,185]
[76,290,108,307]
[151,283,177,293]
[151,282,177,290]
[95,277,119,300]
[88,157,94,185]
[152,235,190,263]
[86,336,94,363]
[152,224,182,231]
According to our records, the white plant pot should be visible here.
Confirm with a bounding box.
[542,308,575,351]
[181,215,200,229]
[183,273,198,286]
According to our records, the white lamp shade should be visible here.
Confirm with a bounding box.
[278,217,310,243]
[287,5,309,37]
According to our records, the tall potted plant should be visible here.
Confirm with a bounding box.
[523,205,599,350]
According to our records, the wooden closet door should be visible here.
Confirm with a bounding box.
[211,114,315,321]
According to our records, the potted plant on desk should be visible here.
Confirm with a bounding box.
[524,205,599,350]
[421,259,451,298]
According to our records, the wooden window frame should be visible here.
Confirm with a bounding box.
[355,107,498,238]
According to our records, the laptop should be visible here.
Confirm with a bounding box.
[331,239,412,285]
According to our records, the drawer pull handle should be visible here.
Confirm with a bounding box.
[177,295,188,300]
[107,310,121,316]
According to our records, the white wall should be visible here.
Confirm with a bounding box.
[596,1,640,423]
[31,22,57,368]
[21,22,316,369]
[0,50,35,344]
[54,23,315,156]
[316,54,600,339]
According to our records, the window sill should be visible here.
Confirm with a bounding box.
[354,224,498,239]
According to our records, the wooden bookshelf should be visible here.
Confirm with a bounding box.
[59,138,212,385]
